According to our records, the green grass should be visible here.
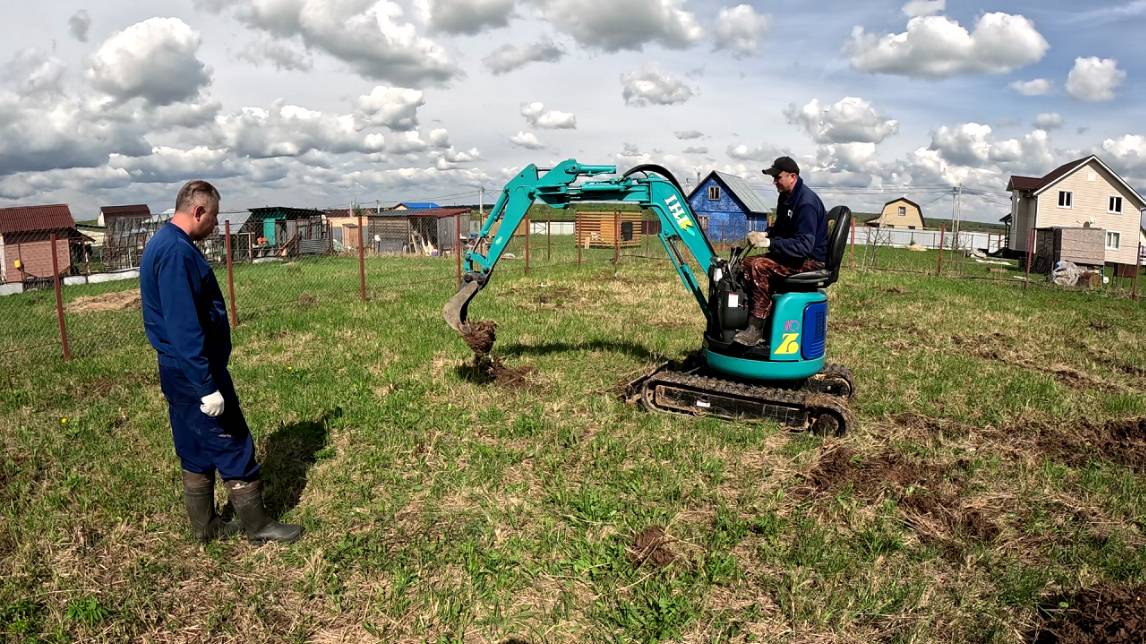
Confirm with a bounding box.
[0,239,1143,641]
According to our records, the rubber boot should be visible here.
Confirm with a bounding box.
[225,480,302,544]
[182,470,239,542]
[733,316,765,346]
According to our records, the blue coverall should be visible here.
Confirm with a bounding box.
[140,223,259,481]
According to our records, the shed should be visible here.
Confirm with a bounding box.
[406,207,470,254]
[574,210,643,248]
[686,171,770,242]
[100,204,152,269]
[248,206,326,252]
[0,204,77,284]
[1032,226,1106,274]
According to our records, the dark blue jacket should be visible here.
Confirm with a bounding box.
[768,177,828,264]
[140,223,231,398]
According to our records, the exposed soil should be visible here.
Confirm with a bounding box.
[485,357,534,387]
[629,526,675,569]
[1030,583,1146,643]
[462,320,497,357]
[457,319,534,386]
[65,290,141,313]
[1014,417,1146,472]
[802,447,995,551]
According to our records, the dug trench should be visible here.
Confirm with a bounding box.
[458,319,534,387]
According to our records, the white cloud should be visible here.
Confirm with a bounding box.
[902,0,944,17]
[621,66,693,106]
[521,102,576,128]
[236,0,458,86]
[817,142,879,174]
[385,130,428,154]
[727,143,782,162]
[1010,78,1051,95]
[510,131,544,149]
[89,17,211,106]
[1033,112,1062,130]
[683,145,707,154]
[237,38,313,71]
[216,102,384,158]
[1100,134,1146,177]
[423,0,515,34]
[1066,57,1125,102]
[2,49,66,97]
[483,39,564,75]
[674,130,703,140]
[846,13,1048,78]
[538,0,703,52]
[68,10,91,42]
[714,4,772,57]
[429,128,451,148]
[357,86,424,131]
[0,166,132,200]
[930,122,993,165]
[784,97,898,144]
[926,122,1055,174]
[109,146,246,183]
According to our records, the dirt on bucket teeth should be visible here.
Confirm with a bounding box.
[462,320,497,357]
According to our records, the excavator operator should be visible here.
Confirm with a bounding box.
[734,156,829,346]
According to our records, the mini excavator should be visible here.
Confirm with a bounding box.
[443,160,855,434]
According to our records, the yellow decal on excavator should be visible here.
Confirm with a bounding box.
[664,194,694,231]
[775,333,800,355]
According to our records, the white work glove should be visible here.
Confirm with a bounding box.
[199,391,225,417]
[747,231,770,249]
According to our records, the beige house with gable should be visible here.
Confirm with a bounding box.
[1007,155,1145,266]
[866,197,925,229]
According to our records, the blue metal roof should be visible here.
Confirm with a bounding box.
[396,202,440,209]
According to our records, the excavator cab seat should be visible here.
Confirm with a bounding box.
[772,206,852,293]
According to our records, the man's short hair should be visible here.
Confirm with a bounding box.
[175,180,220,213]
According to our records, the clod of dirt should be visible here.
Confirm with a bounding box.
[629,526,675,569]
[1031,583,1146,643]
[66,290,141,313]
[462,320,497,357]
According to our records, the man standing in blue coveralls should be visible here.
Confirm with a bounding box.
[140,180,300,544]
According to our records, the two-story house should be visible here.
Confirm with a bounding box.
[1006,155,1145,266]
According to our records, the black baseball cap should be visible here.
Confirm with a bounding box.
[761,156,800,177]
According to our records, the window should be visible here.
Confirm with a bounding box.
[1058,191,1072,208]
[1106,231,1120,250]
[707,186,720,200]
[1109,196,1123,213]
[897,206,906,216]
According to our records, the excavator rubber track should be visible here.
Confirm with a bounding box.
[625,363,854,436]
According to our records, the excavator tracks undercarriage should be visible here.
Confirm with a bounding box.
[624,362,855,436]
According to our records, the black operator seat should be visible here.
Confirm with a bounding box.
[772,206,852,293]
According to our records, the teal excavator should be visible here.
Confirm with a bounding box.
[444,160,855,435]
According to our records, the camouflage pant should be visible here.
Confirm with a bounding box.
[740,255,824,319]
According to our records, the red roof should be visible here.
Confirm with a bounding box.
[0,204,76,235]
[100,204,150,218]
[1006,156,1090,192]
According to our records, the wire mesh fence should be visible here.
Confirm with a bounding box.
[1,208,1141,372]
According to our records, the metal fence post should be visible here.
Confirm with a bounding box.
[455,214,462,287]
[547,220,551,263]
[613,210,620,266]
[524,214,531,274]
[936,224,945,276]
[357,208,366,301]
[50,232,71,360]
[224,221,238,328]
[576,211,582,267]
[1024,228,1035,289]
[1133,242,1141,301]
[849,216,856,272]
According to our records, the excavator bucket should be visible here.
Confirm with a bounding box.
[443,280,481,334]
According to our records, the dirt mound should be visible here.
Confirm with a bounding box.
[1031,583,1145,643]
[485,357,533,387]
[629,526,675,569]
[457,319,534,386]
[1011,417,1146,472]
[66,290,141,313]
[462,320,497,357]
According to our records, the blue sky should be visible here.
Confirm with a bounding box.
[0,1,1143,224]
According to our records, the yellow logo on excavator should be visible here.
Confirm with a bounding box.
[664,194,694,231]
[775,333,800,355]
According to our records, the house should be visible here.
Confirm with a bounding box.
[867,197,924,229]
[393,202,440,210]
[100,204,151,269]
[1006,155,1146,267]
[0,204,77,284]
[686,171,770,242]
[324,207,383,251]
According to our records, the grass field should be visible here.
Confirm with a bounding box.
[1,242,1144,642]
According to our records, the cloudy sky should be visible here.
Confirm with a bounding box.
[0,0,1144,223]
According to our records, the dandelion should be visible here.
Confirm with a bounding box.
[60,417,69,426]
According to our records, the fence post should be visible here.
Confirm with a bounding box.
[613,210,620,267]
[849,216,856,271]
[1024,228,1035,289]
[50,232,71,360]
[1133,242,1141,301]
[357,208,366,301]
[525,215,531,274]
[936,225,945,276]
[455,214,462,286]
[224,221,238,328]
[576,212,582,267]
[547,220,551,263]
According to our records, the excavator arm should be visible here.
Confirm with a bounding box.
[443,159,718,335]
